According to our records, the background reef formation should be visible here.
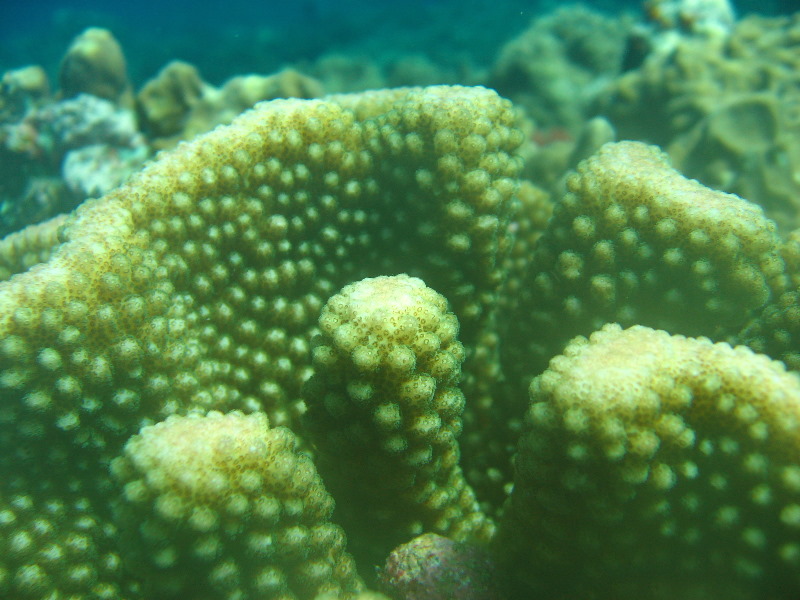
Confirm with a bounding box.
[1,83,800,599]
[6,6,800,244]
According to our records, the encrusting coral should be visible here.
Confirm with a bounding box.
[1,82,800,599]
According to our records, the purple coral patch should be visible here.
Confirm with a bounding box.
[379,533,505,600]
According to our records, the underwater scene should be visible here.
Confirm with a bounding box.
[3,0,800,598]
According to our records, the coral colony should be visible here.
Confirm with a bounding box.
[3,1,800,598]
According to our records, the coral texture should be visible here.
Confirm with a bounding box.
[0,85,522,599]
[740,231,800,371]
[508,140,783,377]
[1,82,800,599]
[305,275,494,562]
[598,13,800,231]
[111,411,363,599]
[499,323,800,598]
[379,532,503,600]
[0,437,129,600]
[0,84,521,455]
[0,214,66,280]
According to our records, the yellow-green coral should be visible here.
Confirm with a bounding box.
[136,62,324,148]
[499,323,800,599]
[111,410,363,599]
[738,229,800,372]
[305,275,493,563]
[2,79,800,599]
[0,84,522,456]
[509,140,784,377]
[58,28,130,104]
[135,61,207,141]
[0,490,127,599]
[0,422,131,599]
[489,5,631,132]
[0,84,522,597]
[0,214,66,281]
[598,14,800,231]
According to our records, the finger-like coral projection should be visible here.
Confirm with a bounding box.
[499,323,800,599]
[305,275,494,563]
[509,140,784,378]
[111,411,363,599]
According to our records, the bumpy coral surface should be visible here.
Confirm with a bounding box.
[510,140,783,376]
[305,275,493,562]
[500,323,800,599]
[0,85,522,599]
[0,84,522,456]
[0,447,128,599]
[379,532,502,600]
[1,82,800,599]
[0,213,66,280]
[111,411,363,599]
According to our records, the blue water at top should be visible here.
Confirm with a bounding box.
[0,0,795,85]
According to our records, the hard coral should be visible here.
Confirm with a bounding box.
[499,323,800,599]
[136,62,324,149]
[58,28,130,104]
[598,13,800,231]
[305,275,493,564]
[507,140,784,378]
[0,84,521,454]
[111,411,363,599]
[1,84,800,599]
[0,85,522,599]
[0,59,148,238]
